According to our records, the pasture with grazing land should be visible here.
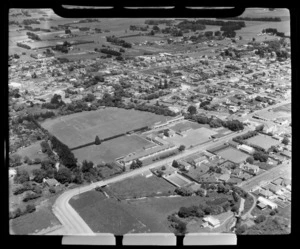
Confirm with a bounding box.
[41,107,172,148]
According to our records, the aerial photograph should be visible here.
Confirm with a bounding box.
[8,8,291,236]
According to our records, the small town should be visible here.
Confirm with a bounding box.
[9,8,291,237]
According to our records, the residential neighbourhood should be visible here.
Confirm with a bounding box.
[8,8,291,236]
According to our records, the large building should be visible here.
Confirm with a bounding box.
[257,196,278,210]
[202,216,221,228]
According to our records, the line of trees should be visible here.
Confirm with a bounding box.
[220,16,281,22]
[26,31,41,41]
[95,48,122,56]
[262,28,285,37]
[16,43,31,49]
[106,36,132,48]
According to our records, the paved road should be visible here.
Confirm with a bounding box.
[238,162,291,192]
[48,128,250,235]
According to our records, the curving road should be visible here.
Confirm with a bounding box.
[48,128,250,235]
[48,101,290,235]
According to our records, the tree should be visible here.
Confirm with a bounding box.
[153,25,160,31]
[14,170,29,184]
[161,165,166,170]
[282,137,289,145]
[81,160,94,173]
[178,145,186,152]
[34,158,41,164]
[9,154,22,167]
[236,224,246,234]
[95,135,101,145]
[136,159,143,168]
[246,156,254,164]
[187,105,197,115]
[41,159,55,171]
[172,160,179,168]
[255,215,266,224]
[55,167,72,184]
[176,221,187,235]
[32,169,47,183]
[253,151,268,162]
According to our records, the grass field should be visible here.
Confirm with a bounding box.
[14,141,47,161]
[273,103,291,113]
[246,134,281,151]
[10,196,61,235]
[106,174,176,199]
[73,134,156,164]
[216,147,249,164]
[165,127,217,147]
[41,107,172,148]
[70,190,205,234]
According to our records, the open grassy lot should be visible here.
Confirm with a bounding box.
[70,189,207,234]
[41,107,172,148]
[165,127,217,147]
[246,134,281,151]
[273,103,291,113]
[106,174,176,199]
[73,135,155,164]
[14,141,47,161]
[216,147,249,164]
[10,195,61,235]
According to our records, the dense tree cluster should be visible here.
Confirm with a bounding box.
[16,42,31,49]
[106,36,132,48]
[49,136,77,169]
[221,16,281,22]
[23,192,42,202]
[167,214,187,235]
[186,113,244,131]
[95,48,122,56]
[22,18,40,25]
[253,151,269,162]
[130,159,143,170]
[262,28,285,37]
[176,20,206,31]
[26,32,41,41]
[145,19,174,26]
[42,94,65,109]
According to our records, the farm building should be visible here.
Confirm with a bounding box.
[217,173,230,182]
[257,196,278,210]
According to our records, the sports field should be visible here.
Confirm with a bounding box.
[216,147,249,164]
[73,134,156,164]
[165,127,217,147]
[246,134,281,151]
[106,174,176,199]
[41,107,171,148]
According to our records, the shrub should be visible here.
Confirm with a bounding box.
[49,187,56,194]
[26,204,36,213]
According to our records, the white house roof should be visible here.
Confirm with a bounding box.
[203,216,220,226]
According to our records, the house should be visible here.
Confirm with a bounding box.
[259,189,273,198]
[218,173,230,182]
[240,163,260,174]
[231,168,242,177]
[43,178,60,187]
[257,196,278,210]
[178,160,191,171]
[192,156,208,166]
[267,184,282,194]
[203,216,221,228]
[257,202,267,210]
[9,168,17,178]
[238,144,255,154]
